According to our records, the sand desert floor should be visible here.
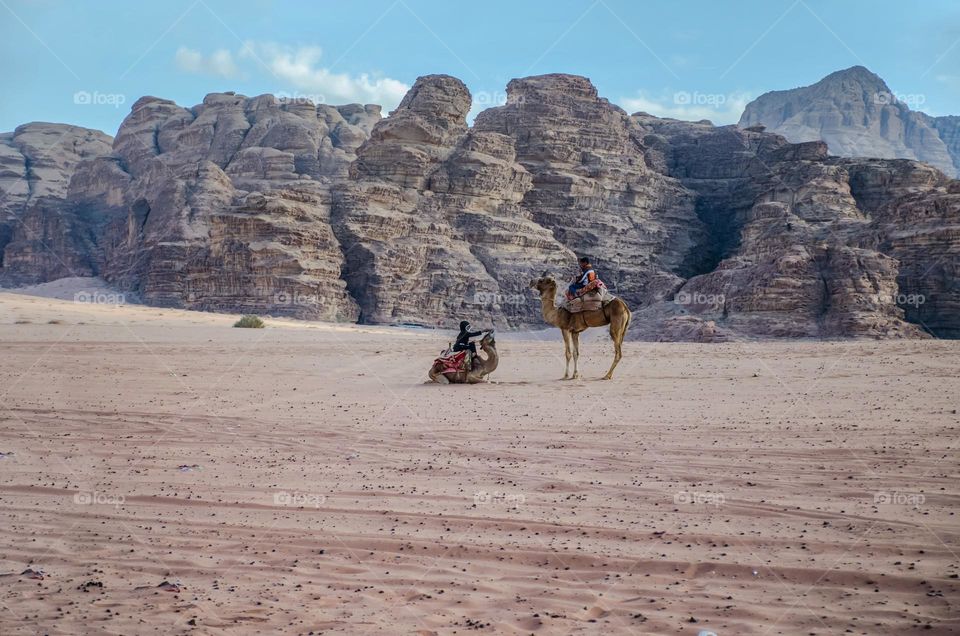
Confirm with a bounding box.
[0,291,957,635]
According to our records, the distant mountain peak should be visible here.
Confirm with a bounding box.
[739,67,957,177]
[826,65,885,83]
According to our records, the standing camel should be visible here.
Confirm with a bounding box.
[530,275,632,380]
[428,331,498,384]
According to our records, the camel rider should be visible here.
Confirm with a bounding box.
[453,321,484,358]
[567,257,598,300]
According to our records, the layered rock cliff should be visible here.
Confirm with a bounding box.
[474,74,706,309]
[636,115,958,339]
[70,92,380,320]
[929,115,960,176]
[739,66,958,178]
[0,123,113,286]
[332,75,571,327]
[1,73,957,339]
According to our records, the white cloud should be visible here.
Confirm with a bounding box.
[240,42,409,108]
[175,46,242,79]
[619,90,754,125]
[175,41,409,109]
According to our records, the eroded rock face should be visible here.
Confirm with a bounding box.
[929,115,960,177]
[845,160,960,338]
[333,75,571,327]
[634,114,957,339]
[1,74,957,339]
[739,66,957,178]
[0,123,113,286]
[474,74,706,309]
[331,73,957,337]
[68,92,378,319]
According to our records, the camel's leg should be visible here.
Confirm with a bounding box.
[603,312,630,380]
[570,331,581,379]
[429,366,450,384]
[561,329,573,380]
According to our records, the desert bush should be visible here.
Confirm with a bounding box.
[233,315,265,329]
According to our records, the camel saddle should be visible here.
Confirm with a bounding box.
[564,286,615,313]
[435,349,470,374]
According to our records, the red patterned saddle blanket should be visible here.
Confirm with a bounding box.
[434,350,469,374]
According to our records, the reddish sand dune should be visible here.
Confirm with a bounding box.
[0,292,957,634]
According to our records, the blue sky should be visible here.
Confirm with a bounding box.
[2,0,959,135]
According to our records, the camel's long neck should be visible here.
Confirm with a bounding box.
[480,342,499,374]
[539,286,562,326]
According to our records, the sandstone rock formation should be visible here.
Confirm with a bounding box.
[928,115,960,176]
[332,75,572,327]
[1,73,957,339]
[473,74,706,310]
[0,123,113,286]
[739,66,958,178]
[69,93,380,320]
[636,114,958,339]
[845,160,960,338]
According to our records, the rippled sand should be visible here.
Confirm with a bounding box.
[0,292,957,634]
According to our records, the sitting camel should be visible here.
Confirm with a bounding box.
[428,331,498,384]
[530,274,631,380]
